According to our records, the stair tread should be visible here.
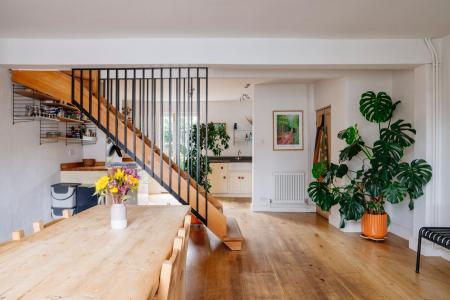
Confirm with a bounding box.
[223,217,244,241]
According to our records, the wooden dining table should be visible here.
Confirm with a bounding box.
[0,205,189,300]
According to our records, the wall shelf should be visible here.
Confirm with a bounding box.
[13,84,97,146]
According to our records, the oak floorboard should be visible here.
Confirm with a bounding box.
[186,198,450,300]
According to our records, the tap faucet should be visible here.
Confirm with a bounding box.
[237,150,241,160]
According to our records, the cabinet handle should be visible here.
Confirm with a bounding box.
[223,176,226,179]
[220,166,223,169]
[242,177,245,179]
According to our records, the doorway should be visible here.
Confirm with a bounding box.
[314,106,331,219]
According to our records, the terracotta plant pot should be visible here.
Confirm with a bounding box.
[361,212,388,240]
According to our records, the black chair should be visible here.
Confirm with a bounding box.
[416,227,450,273]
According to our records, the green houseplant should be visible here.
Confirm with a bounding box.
[308,91,432,239]
[184,122,230,191]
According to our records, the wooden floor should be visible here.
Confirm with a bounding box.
[186,198,450,300]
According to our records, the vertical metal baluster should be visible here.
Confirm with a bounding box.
[124,70,128,150]
[141,69,145,168]
[106,70,110,137]
[71,69,75,104]
[115,69,119,144]
[196,68,200,213]
[80,70,84,121]
[182,76,186,203]
[132,69,137,160]
[205,68,209,225]
[169,68,173,191]
[187,69,191,206]
[160,68,164,185]
[177,68,181,200]
[89,70,92,117]
[151,69,155,176]
[97,70,101,127]
[146,77,150,169]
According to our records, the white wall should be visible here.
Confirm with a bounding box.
[0,67,83,242]
[83,131,106,161]
[206,100,252,157]
[385,70,416,239]
[252,83,313,211]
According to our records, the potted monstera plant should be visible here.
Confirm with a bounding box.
[308,91,432,240]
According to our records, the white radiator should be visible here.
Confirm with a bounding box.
[272,172,305,204]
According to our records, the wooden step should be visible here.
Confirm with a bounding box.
[223,217,244,251]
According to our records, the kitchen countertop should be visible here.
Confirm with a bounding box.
[208,156,252,163]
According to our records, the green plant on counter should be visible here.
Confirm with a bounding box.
[308,91,432,227]
[184,122,230,191]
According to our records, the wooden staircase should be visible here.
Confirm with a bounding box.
[11,70,244,251]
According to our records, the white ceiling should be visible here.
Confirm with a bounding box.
[0,0,449,39]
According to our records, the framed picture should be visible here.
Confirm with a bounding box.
[273,110,304,151]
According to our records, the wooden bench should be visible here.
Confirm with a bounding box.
[416,227,450,273]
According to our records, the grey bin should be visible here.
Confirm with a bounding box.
[51,183,80,218]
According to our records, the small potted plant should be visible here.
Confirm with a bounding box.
[94,167,140,229]
[308,91,432,240]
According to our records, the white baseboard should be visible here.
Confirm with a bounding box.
[252,203,316,213]
[389,222,412,240]
[212,193,251,198]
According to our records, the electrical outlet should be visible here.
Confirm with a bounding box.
[68,148,75,156]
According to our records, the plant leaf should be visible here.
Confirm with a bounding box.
[307,182,337,211]
[373,140,403,162]
[338,192,365,222]
[360,91,395,123]
[336,164,349,178]
[397,159,432,200]
[338,126,358,145]
[380,119,416,147]
[312,161,328,179]
[339,140,365,161]
[382,182,408,204]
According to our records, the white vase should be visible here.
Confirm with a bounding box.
[111,203,127,229]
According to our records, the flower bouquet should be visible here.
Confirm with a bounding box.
[94,167,140,229]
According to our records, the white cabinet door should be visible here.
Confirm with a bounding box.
[228,172,242,193]
[210,163,228,194]
[240,172,252,194]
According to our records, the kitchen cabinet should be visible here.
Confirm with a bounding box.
[228,171,252,194]
[210,162,252,196]
[210,163,228,194]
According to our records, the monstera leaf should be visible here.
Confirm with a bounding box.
[307,182,337,211]
[397,159,432,201]
[360,91,399,123]
[372,140,403,162]
[339,140,365,161]
[380,119,416,147]
[338,192,365,227]
[382,182,408,204]
[338,126,358,145]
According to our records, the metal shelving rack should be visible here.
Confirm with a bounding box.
[12,84,97,146]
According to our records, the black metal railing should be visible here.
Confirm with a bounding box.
[71,67,209,225]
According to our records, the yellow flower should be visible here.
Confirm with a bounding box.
[109,186,119,194]
[95,176,110,193]
[114,169,124,180]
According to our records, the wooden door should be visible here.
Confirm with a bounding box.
[314,106,331,219]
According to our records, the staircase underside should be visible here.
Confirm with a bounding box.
[11,70,243,251]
